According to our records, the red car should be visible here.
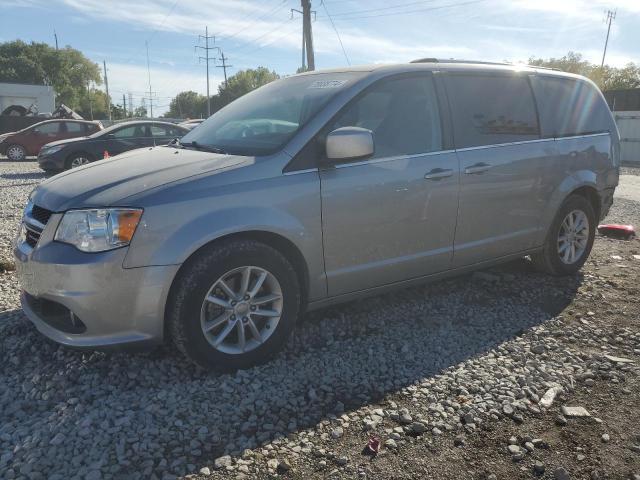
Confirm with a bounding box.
[0,119,103,161]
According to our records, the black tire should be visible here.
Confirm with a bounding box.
[6,144,26,161]
[65,152,94,170]
[167,239,301,370]
[531,194,596,276]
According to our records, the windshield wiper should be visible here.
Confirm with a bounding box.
[171,138,226,154]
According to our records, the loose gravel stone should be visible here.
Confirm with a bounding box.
[562,406,591,418]
[0,162,638,479]
[555,467,571,480]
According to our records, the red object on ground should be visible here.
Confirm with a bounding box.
[366,436,380,455]
[597,224,635,240]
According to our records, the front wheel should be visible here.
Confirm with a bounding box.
[168,239,300,370]
[531,194,596,275]
[6,144,26,161]
[66,153,92,170]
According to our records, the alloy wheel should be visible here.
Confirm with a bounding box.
[7,145,25,161]
[557,209,589,264]
[70,157,90,168]
[200,266,283,355]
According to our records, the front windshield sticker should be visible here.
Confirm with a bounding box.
[308,79,347,89]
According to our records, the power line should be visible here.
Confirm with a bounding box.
[320,1,350,66]
[327,0,441,17]
[318,0,487,21]
[215,0,288,42]
[601,9,616,68]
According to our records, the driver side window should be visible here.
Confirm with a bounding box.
[329,76,442,159]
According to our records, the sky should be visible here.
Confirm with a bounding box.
[1,0,639,115]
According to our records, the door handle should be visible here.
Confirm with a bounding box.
[424,168,453,180]
[464,162,492,174]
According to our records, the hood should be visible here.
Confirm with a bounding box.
[0,132,16,143]
[32,146,247,211]
[43,136,91,148]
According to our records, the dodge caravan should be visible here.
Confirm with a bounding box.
[14,60,620,369]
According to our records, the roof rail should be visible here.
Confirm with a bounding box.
[410,58,561,71]
[410,58,511,66]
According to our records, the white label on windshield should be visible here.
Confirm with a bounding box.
[308,80,347,89]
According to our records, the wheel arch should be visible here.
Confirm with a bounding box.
[163,229,311,341]
[567,185,601,221]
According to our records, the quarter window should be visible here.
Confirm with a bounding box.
[329,75,442,158]
[113,125,145,138]
[150,125,169,137]
[64,122,84,133]
[447,75,540,148]
[530,76,613,138]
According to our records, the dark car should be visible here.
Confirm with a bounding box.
[0,119,103,161]
[37,120,189,171]
[178,118,205,130]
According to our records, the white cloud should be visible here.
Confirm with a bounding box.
[103,63,221,115]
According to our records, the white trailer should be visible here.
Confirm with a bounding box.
[0,82,56,116]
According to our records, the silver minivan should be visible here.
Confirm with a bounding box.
[15,60,620,369]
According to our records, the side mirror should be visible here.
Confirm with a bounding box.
[325,127,374,162]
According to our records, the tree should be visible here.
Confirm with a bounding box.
[166,67,280,119]
[216,67,280,106]
[528,51,640,91]
[164,90,207,119]
[0,40,103,114]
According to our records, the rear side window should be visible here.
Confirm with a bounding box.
[447,74,539,148]
[64,122,84,133]
[330,75,442,158]
[149,125,169,137]
[530,76,613,138]
[34,122,61,134]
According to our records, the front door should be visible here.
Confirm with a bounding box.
[319,74,459,296]
[107,124,149,155]
[445,73,547,267]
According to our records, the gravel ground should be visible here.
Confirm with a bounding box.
[0,162,639,480]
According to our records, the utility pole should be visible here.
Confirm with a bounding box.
[54,30,59,51]
[196,27,216,117]
[103,60,112,121]
[601,9,616,68]
[128,92,133,117]
[292,1,316,71]
[146,41,153,118]
[122,93,127,117]
[87,81,94,121]
[303,0,315,70]
[216,49,232,88]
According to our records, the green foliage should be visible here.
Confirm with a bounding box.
[528,51,640,91]
[166,67,280,119]
[165,90,207,119]
[0,40,103,114]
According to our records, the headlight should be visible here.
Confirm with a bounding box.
[54,208,143,252]
[40,145,64,155]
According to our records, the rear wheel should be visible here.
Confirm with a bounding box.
[168,239,300,370]
[531,195,596,275]
[66,153,92,169]
[6,144,26,161]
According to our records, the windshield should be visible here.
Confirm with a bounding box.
[181,72,363,156]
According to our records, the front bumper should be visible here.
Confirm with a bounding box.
[14,213,180,349]
[37,151,65,171]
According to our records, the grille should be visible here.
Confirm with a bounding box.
[25,227,40,248]
[30,205,53,225]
